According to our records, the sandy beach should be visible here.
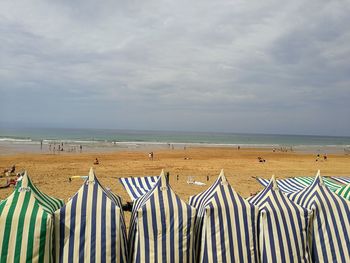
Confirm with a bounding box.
[1,146,350,227]
[1,146,350,200]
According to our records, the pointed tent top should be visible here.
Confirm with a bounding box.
[219,169,228,185]
[17,170,29,188]
[270,174,279,191]
[87,167,96,183]
[16,170,25,183]
[314,170,324,185]
[159,169,168,190]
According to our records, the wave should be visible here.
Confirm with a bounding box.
[0,138,32,142]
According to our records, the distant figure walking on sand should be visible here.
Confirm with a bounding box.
[94,158,99,165]
[148,152,154,161]
[80,145,83,153]
[324,154,327,161]
[40,140,43,150]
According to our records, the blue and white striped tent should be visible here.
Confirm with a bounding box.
[256,176,342,193]
[331,176,350,185]
[288,171,350,262]
[256,177,307,193]
[250,175,312,263]
[189,170,259,262]
[54,168,127,263]
[119,176,158,201]
[128,170,196,262]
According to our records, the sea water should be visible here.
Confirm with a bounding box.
[0,126,349,153]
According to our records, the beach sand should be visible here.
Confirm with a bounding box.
[1,147,349,227]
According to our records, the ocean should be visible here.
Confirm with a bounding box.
[0,127,349,153]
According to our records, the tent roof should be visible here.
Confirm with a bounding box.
[2,171,63,214]
[287,171,350,262]
[336,184,350,200]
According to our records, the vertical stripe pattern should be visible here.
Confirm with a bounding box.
[128,170,196,263]
[287,172,350,263]
[189,170,259,263]
[250,175,312,263]
[0,171,58,263]
[54,168,127,263]
[16,172,64,213]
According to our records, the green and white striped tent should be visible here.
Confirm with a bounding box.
[0,171,64,262]
[16,172,64,213]
[335,184,350,200]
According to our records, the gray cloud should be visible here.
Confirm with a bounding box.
[0,0,349,135]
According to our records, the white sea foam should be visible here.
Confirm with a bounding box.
[0,138,32,142]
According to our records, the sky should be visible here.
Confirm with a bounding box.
[0,0,349,136]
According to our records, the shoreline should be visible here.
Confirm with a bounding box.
[0,140,349,156]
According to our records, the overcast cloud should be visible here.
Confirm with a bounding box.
[0,0,349,135]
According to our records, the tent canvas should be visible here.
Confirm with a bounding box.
[119,176,158,201]
[287,171,350,262]
[189,170,259,262]
[250,175,312,263]
[0,171,63,262]
[331,176,350,185]
[54,168,127,263]
[128,170,196,262]
[256,176,342,193]
[335,184,350,200]
[16,172,64,213]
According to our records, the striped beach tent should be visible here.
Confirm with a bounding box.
[295,176,342,192]
[250,175,312,263]
[256,177,307,193]
[288,171,350,262]
[16,172,64,213]
[0,171,63,262]
[119,176,158,201]
[128,170,196,262]
[331,176,350,185]
[189,170,259,262]
[256,176,342,193]
[54,168,127,263]
[335,184,350,200]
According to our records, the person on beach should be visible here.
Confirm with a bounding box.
[94,158,99,165]
[323,154,327,161]
[316,154,320,161]
[80,145,83,153]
